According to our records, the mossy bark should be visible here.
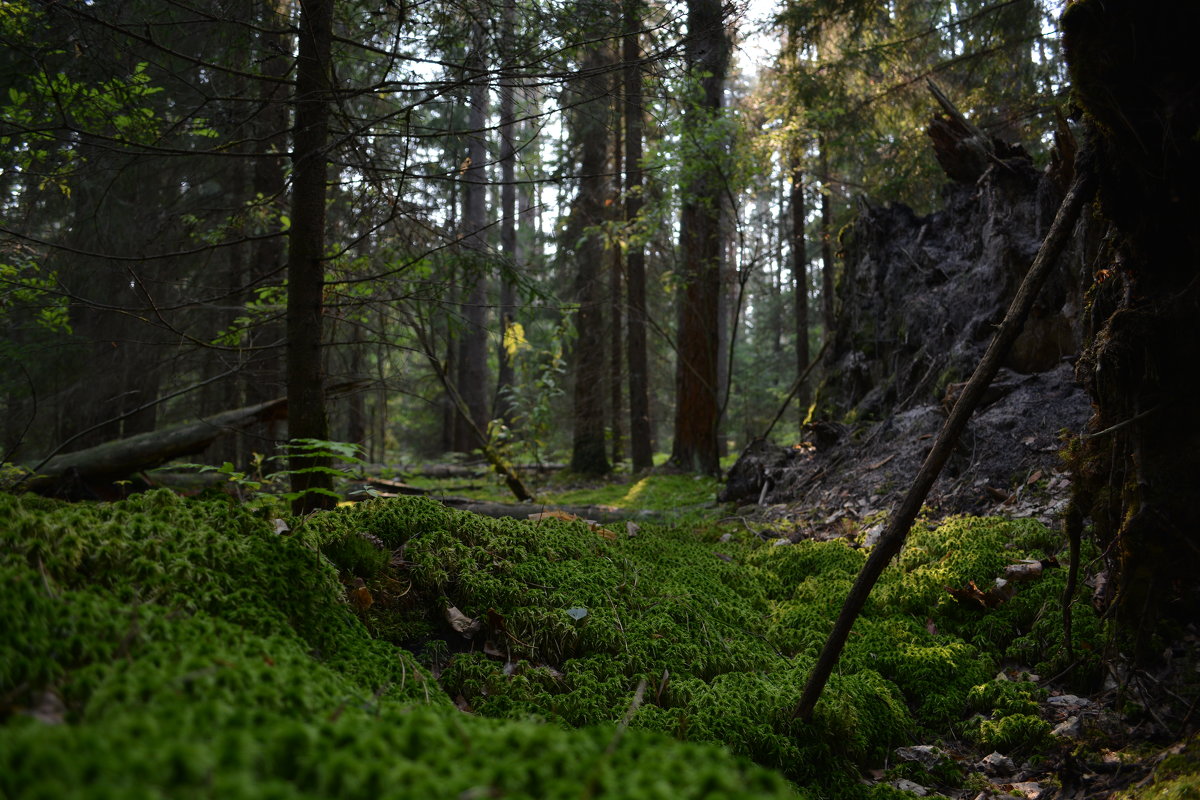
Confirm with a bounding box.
[1063,0,1200,658]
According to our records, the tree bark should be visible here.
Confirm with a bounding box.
[454,36,491,453]
[609,73,626,466]
[669,0,727,476]
[791,151,810,419]
[819,140,836,339]
[567,44,613,477]
[286,0,335,513]
[495,0,518,427]
[623,0,654,473]
[1062,0,1200,660]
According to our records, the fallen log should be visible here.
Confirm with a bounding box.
[404,462,566,480]
[19,397,288,496]
[433,496,653,523]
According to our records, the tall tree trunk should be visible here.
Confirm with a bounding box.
[454,38,491,453]
[609,73,626,466]
[669,0,728,475]
[242,0,292,463]
[623,0,654,472]
[286,0,335,512]
[495,0,518,427]
[791,151,810,424]
[1063,0,1200,662]
[819,140,836,340]
[568,45,613,476]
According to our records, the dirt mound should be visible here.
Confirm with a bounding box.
[722,356,1089,535]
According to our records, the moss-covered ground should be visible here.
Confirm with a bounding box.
[1,483,1109,798]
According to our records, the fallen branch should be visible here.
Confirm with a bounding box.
[794,149,1096,720]
[19,397,288,495]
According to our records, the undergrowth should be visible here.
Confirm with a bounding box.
[1,488,1100,798]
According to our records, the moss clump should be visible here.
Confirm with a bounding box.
[3,491,1088,798]
[0,491,800,800]
[967,713,1052,754]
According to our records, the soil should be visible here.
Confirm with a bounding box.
[720,361,1090,540]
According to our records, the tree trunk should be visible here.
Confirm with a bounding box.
[454,39,491,453]
[1062,0,1200,662]
[669,0,728,476]
[609,73,626,466]
[791,151,810,421]
[623,0,654,473]
[567,45,613,477]
[819,140,836,339]
[286,0,335,513]
[495,0,518,427]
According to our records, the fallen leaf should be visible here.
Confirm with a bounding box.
[446,605,482,637]
[714,552,733,562]
[482,640,504,658]
[1026,470,1043,485]
[349,578,373,612]
[626,521,639,538]
[925,617,938,636]
[454,694,474,713]
[272,518,289,535]
[566,607,588,621]
[485,608,508,631]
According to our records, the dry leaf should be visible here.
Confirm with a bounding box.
[349,577,373,612]
[271,518,289,535]
[625,522,639,538]
[446,605,482,638]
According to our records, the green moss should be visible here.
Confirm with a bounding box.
[967,713,1052,754]
[965,680,1044,718]
[2,492,1097,798]
[0,491,801,800]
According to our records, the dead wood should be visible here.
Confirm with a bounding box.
[20,397,289,495]
[430,496,652,523]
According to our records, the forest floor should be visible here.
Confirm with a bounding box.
[3,434,1198,798]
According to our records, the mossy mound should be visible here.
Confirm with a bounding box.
[1,490,1096,798]
[0,491,797,800]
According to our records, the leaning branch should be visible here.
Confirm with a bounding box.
[794,154,1096,721]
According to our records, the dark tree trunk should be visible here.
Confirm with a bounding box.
[567,45,613,477]
[241,0,291,462]
[623,0,654,473]
[1063,0,1200,660]
[819,140,836,339]
[669,0,728,476]
[454,42,491,453]
[609,74,626,466]
[495,0,518,427]
[791,153,810,419]
[286,0,335,513]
